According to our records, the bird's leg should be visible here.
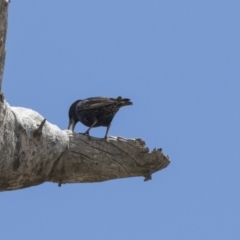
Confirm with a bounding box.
[104,123,111,139]
[83,118,98,138]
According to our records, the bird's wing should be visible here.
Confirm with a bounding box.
[78,97,115,110]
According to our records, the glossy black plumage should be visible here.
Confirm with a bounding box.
[68,96,133,138]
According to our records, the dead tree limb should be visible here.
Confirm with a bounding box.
[0,0,170,192]
[0,0,8,91]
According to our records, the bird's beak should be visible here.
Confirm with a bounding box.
[68,117,76,131]
[67,118,72,130]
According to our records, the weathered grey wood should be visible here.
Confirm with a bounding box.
[51,134,170,185]
[0,0,8,91]
[0,0,170,191]
[0,106,69,191]
[0,104,170,191]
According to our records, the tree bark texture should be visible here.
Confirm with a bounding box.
[0,0,8,90]
[0,1,170,192]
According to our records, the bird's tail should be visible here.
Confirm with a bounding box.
[116,96,133,107]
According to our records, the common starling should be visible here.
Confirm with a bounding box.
[68,96,133,138]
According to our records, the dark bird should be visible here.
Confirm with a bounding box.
[68,96,133,138]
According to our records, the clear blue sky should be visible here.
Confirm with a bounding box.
[2,1,240,239]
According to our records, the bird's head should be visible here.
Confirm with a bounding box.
[68,100,81,131]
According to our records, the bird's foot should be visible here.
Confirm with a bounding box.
[83,131,91,140]
[103,135,108,140]
[78,132,91,140]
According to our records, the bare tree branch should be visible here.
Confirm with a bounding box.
[0,0,8,92]
[52,134,170,185]
[0,0,170,192]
